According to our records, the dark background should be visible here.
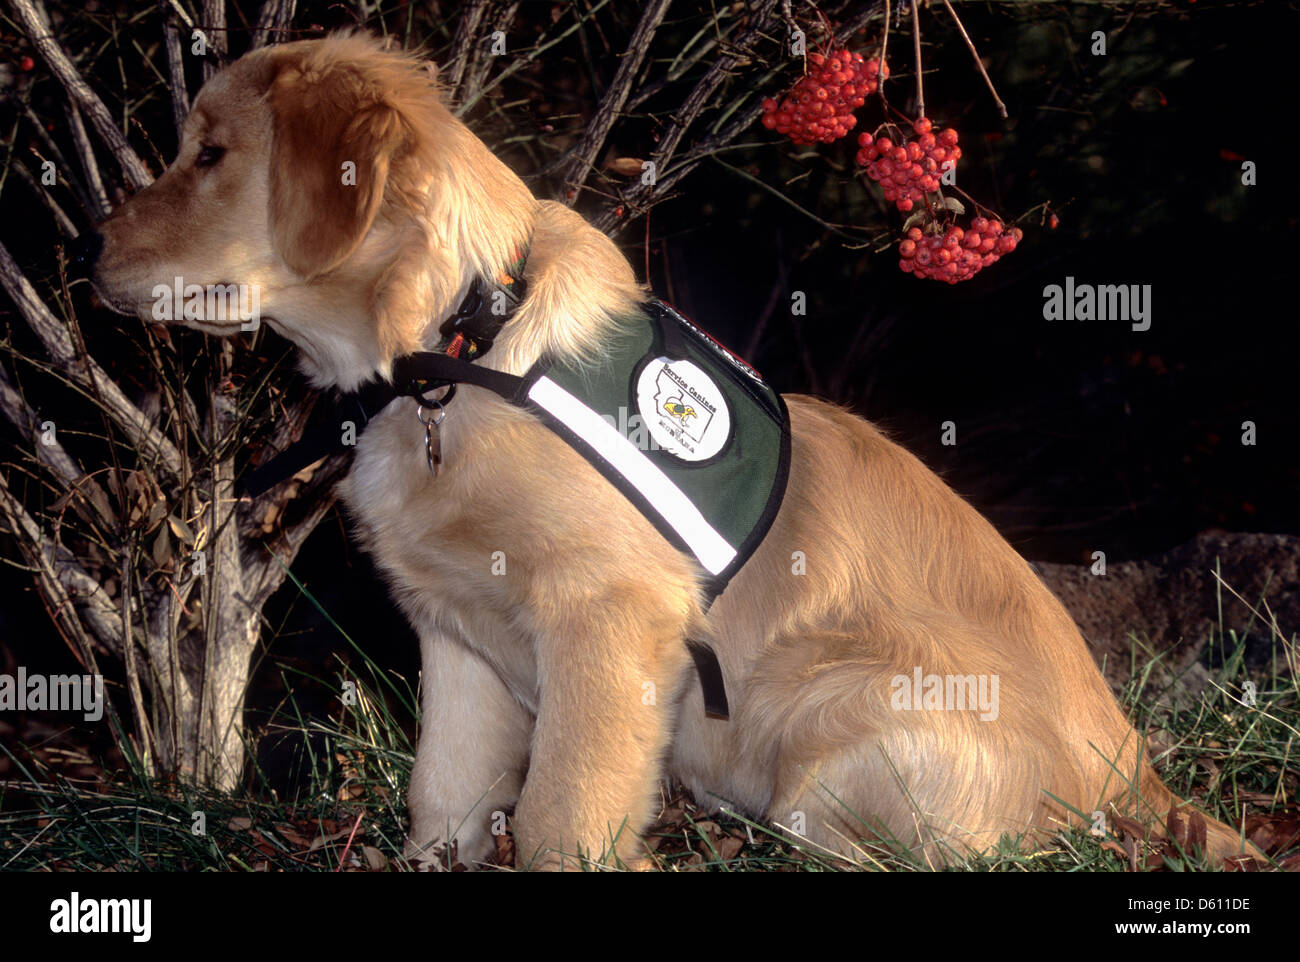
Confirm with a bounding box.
[1,0,1295,785]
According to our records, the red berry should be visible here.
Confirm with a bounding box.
[18,56,34,72]
[760,48,884,145]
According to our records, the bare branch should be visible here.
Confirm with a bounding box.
[454,0,617,118]
[0,239,184,475]
[250,0,296,51]
[7,0,154,190]
[594,2,885,233]
[201,0,227,81]
[0,364,114,522]
[0,470,121,665]
[163,14,190,138]
[65,103,111,219]
[8,92,100,218]
[560,0,674,204]
[246,455,347,610]
[460,2,520,112]
[444,0,493,101]
[119,539,155,771]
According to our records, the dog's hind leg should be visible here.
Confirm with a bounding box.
[405,631,532,870]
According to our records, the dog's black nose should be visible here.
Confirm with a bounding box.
[69,231,103,273]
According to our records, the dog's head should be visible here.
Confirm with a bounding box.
[86,33,536,391]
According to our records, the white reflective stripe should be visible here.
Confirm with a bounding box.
[527,375,737,575]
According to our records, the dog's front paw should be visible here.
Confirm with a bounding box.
[404,823,497,871]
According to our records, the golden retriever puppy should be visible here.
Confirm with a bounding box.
[87,33,1254,869]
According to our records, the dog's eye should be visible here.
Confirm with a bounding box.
[196,145,226,169]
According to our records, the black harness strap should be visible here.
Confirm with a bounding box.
[240,280,732,720]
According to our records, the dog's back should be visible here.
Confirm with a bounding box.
[676,397,1229,862]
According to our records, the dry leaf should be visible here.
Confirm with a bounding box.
[606,157,646,177]
[166,514,195,544]
[276,824,313,849]
[494,832,515,867]
[715,836,744,860]
[150,525,172,568]
[307,825,353,851]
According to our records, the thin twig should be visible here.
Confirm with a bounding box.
[940,0,1007,119]
[878,0,891,107]
[8,159,79,237]
[454,0,617,118]
[710,157,866,241]
[8,0,153,190]
[594,1,886,233]
[120,539,155,776]
[912,0,924,119]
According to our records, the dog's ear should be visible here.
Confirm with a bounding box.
[267,58,409,278]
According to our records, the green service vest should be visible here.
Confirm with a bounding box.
[521,299,790,599]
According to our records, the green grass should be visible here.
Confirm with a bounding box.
[2,572,1295,872]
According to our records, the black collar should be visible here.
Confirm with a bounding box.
[242,252,528,498]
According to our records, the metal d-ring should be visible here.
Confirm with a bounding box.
[415,398,446,478]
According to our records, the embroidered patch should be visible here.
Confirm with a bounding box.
[635,357,732,462]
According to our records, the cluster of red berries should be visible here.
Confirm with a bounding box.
[898,217,1022,283]
[855,117,961,212]
[760,50,888,145]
